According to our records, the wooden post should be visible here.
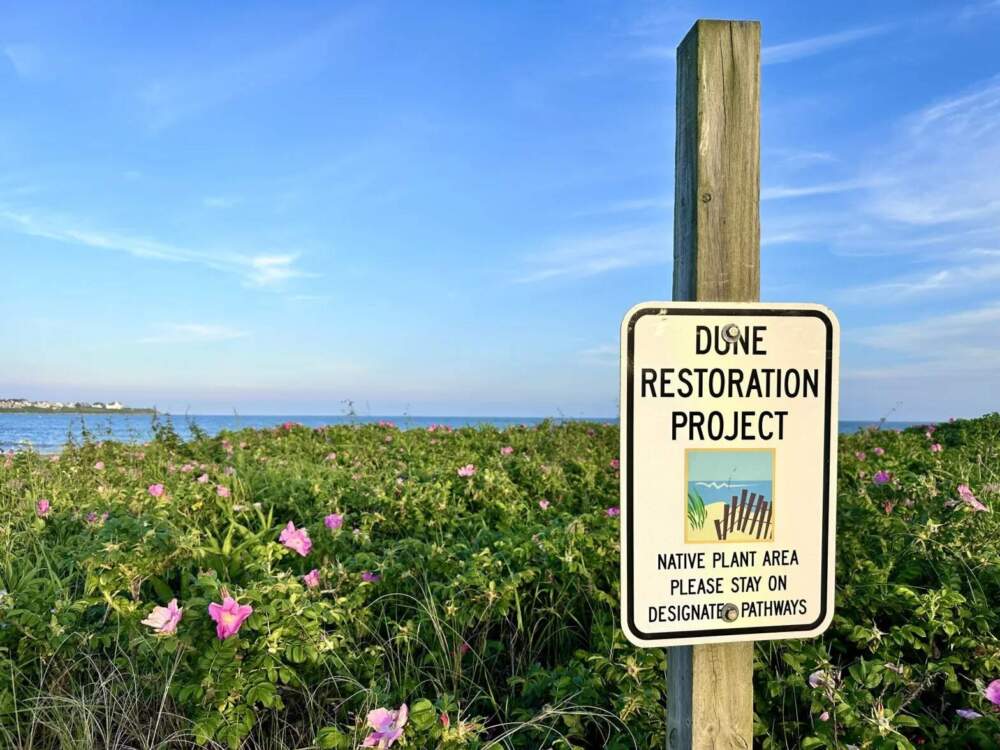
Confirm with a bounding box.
[667,19,759,750]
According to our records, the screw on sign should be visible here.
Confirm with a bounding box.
[618,19,841,750]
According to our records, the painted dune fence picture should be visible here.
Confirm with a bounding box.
[685,449,775,543]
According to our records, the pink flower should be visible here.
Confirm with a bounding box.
[808,670,828,689]
[216,485,230,497]
[302,569,321,588]
[610,458,620,470]
[538,499,550,510]
[362,704,408,748]
[956,708,982,720]
[326,452,337,461]
[141,598,183,635]
[958,484,988,512]
[361,571,381,583]
[197,473,209,483]
[872,470,891,486]
[457,464,476,477]
[324,513,344,530]
[281,421,296,430]
[148,483,165,498]
[930,443,943,453]
[874,447,885,456]
[94,461,105,470]
[207,596,253,640]
[985,679,1000,706]
[180,463,194,473]
[855,451,866,461]
[501,446,514,455]
[36,499,51,517]
[606,506,620,517]
[819,711,830,722]
[440,712,450,728]
[279,522,312,556]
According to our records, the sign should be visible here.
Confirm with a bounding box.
[619,302,839,647]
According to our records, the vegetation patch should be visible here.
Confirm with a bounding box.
[1,416,999,748]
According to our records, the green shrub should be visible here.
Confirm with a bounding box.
[0,415,998,749]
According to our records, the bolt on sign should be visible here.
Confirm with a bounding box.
[619,302,840,647]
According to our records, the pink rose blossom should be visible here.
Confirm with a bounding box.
[362,704,408,748]
[324,513,344,530]
[94,461,105,470]
[361,571,381,583]
[279,522,312,556]
[207,596,253,640]
[141,598,183,635]
[930,443,943,453]
[216,485,230,498]
[36,499,51,517]
[872,470,891,486]
[457,464,476,477]
[606,506,620,517]
[855,451,866,461]
[197,473,209,483]
[819,711,830,722]
[302,569,321,588]
[985,679,1000,706]
[440,712,450,728]
[958,484,988,512]
[610,458,620,470]
[147,484,165,498]
[501,446,514,455]
[180,463,194,473]
[874,447,885,456]
[538,499,550,510]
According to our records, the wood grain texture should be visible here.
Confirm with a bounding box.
[673,20,760,303]
[668,18,760,750]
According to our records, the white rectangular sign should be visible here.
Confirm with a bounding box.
[619,302,839,647]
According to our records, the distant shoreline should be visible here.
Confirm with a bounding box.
[0,407,156,415]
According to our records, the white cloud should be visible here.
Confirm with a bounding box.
[203,196,240,209]
[139,323,249,344]
[762,179,878,201]
[848,303,1000,379]
[0,209,313,287]
[517,225,669,283]
[762,25,893,65]
[866,76,1000,228]
[2,43,44,78]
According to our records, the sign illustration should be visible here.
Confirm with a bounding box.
[619,302,839,647]
[686,449,774,543]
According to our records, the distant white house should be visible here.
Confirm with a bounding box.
[106,401,124,410]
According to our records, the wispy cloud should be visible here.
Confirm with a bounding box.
[0,209,313,287]
[137,9,369,130]
[762,179,878,201]
[841,254,1000,302]
[848,302,1000,379]
[2,43,44,78]
[579,343,618,366]
[202,195,240,209]
[866,76,1000,228]
[762,25,893,65]
[139,323,249,344]
[517,225,669,283]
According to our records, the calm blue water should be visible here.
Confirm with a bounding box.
[0,413,928,453]
[688,480,773,506]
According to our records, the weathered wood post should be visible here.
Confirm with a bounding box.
[667,19,760,750]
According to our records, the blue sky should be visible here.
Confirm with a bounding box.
[2,1,999,419]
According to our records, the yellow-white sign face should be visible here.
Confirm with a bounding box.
[619,302,839,647]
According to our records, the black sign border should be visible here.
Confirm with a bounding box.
[625,306,835,641]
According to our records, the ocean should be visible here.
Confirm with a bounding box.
[0,413,929,453]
